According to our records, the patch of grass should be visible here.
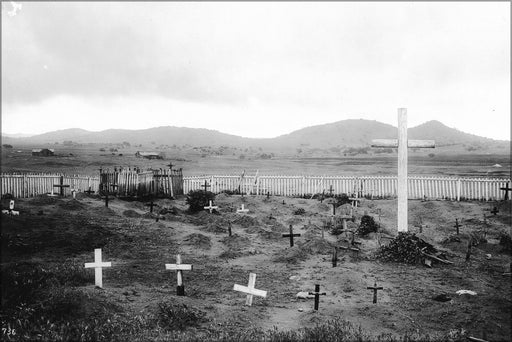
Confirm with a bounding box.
[156,302,207,331]
[358,215,379,236]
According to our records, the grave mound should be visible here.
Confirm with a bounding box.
[58,199,86,210]
[286,217,303,226]
[337,204,353,215]
[231,215,260,228]
[272,246,310,264]
[90,206,117,216]
[299,237,335,254]
[28,196,59,206]
[268,221,287,232]
[203,222,226,234]
[123,209,142,218]
[376,232,437,264]
[183,233,211,249]
[316,202,330,212]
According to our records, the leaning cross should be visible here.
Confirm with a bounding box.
[204,200,218,213]
[236,204,249,214]
[282,224,301,247]
[233,273,267,306]
[308,284,326,311]
[500,182,511,200]
[165,254,193,296]
[367,280,383,304]
[84,248,112,288]
[53,176,70,196]
[371,109,435,232]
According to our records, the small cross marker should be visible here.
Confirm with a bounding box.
[500,182,511,200]
[146,200,157,213]
[53,176,70,196]
[454,218,461,235]
[204,200,218,213]
[282,225,301,247]
[332,247,339,267]
[201,180,211,192]
[328,185,334,196]
[308,284,326,311]
[236,204,249,214]
[165,254,193,296]
[233,273,267,306]
[84,248,112,288]
[367,280,383,303]
[84,187,95,195]
[490,206,499,215]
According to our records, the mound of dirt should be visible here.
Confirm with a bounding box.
[268,222,287,232]
[286,217,304,226]
[123,210,142,218]
[316,202,330,212]
[183,233,211,249]
[272,246,310,264]
[90,206,117,216]
[231,215,260,228]
[299,237,334,254]
[58,199,86,210]
[337,204,353,216]
[220,234,250,248]
[203,222,227,234]
[28,196,59,206]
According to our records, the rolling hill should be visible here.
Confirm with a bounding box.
[1,119,509,155]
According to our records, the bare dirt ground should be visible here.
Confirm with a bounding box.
[2,192,511,341]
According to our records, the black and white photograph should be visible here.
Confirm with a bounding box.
[1,1,510,341]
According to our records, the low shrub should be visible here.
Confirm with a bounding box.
[376,232,437,264]
[358,215,378,236]
[293,208,306,215]
[186,190,216,213]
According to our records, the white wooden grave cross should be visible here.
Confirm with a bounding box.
[165,254,193,296]
[9,200,15,211]
[371,109,435,232]
[84,248,112,288]
[236,204,249,214]
[204,200,218,213]
[233,272,267,306]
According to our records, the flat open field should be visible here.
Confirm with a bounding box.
[1,144,510,178]
[1,191,511,341]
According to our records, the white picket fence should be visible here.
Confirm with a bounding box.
[1,173,100,198]
[183,174,511,201]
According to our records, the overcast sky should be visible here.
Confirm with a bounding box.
[1,2,510,140]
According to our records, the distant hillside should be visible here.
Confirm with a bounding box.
[2,119,509,155]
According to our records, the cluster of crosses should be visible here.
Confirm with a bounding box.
[84,248,385,309]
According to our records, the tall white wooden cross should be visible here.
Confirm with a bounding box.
[165,254,193,296]
[84,248,112,288]
[371,109,435,233]
[233,272,267,306]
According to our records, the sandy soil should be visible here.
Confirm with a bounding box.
[2,192,511,341]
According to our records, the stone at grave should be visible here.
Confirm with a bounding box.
[84,248,112,288]
[233,273,267,306]
[165,254,193,296]
[456,290,477,296]
[296,291,314,299]
[289,275,301,281]
[372,109,435,232]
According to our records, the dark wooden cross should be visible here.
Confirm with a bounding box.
[328,185,334,196]
[53,176,70,196]
[454,218,461,235]
[167,162,174,170]
[367,280,383,304]
[266,191,270,199]
[146,200,156,213]
[500,182,511,200]
[282,225,301,247]
[332,247,339,267]
[308,284,326,311]
[282,200,285,205]
[228,222,232,237]
[331,203,336,216]
[320,190,325,203]
[491,206,499,215]
[84,187,95,195]
[201,180,211,192]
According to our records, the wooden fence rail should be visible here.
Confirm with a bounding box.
[0,173,100,198]
[183,175,511,201]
